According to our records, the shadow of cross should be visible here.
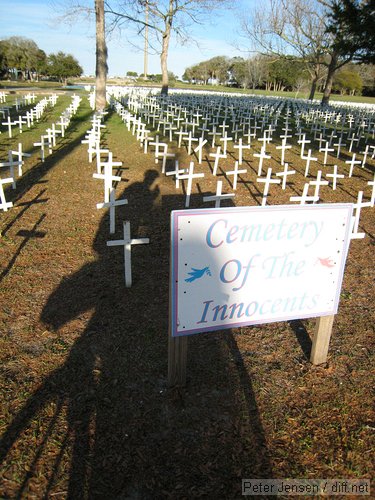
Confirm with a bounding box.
[0,213,47,283]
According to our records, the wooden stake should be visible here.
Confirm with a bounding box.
[168,330,187,387]
[310,315,335,365]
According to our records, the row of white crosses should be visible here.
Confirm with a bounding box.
[0,96,82,212]
[83,106,149,287]
[106,87,374,237]
[0,92,37,121]
[33,95,82,162]
[1,94,58,138]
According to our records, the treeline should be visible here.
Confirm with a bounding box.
[0,36,83,84]
[183,55,375,97]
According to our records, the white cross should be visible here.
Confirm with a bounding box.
[0,178,14,211]
[93,152,122,202]
[276,138,292,166]
[97,187,128,234]
[186,132,198,155]
[193,137,208,165]
[175,129,188,148]
[209,146,227,176]
[10,143,31,176]
[225,161,247,190]
[203,180,235,208]
[361,145,369,167]
[275,162,296,190]
[107,221,149,287]
[289,183,319,204]
[15,115,26,134]
[302,149,318,177]
[219,133,233,156]
[178,161,205,208]
[326,165,345,190]
[165,160,187,189]
[233,139,250,165]
[367,174,375,207]
[345,153,362,178]
[351,191,371,239]
[257,167,281,206]
[254,146,271,176]
[298,134,311,158]
[320,141,335,165]
[333,136,346,158]
[309,170,329,202]
[2,116,16,137]
[158,148,176,174]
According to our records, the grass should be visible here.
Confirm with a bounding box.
[0,85,374,498]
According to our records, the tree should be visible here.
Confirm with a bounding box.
[320,0,375,103]
[0,36,45,80]
[333,68,363,94]
[240,0,328,100]
[327,0,375,64]
[47,52,83,85]
[105,1,230,95]
[95,0,107,111]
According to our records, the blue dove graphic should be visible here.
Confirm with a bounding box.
[185,266,212,283]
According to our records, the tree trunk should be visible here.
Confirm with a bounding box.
[95,0,107,111]
[321,52,338,106]
[160,17,172,96]
[308,77,318,101]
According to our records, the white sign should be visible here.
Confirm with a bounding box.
[171,204,353,337]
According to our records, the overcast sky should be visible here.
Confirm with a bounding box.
[0,0,252,78]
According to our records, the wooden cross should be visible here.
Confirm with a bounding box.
[345,153,362,178]
[351,191,371,239]
[233,139,250,165]
[225,161,247,190]
[97,188,128,234]
[254,146,271,176]
[0,178,14,211]
[302,149,318,177]
[326,165,345,190]
[175,129,188,148]
[158,148,176,174]
[289,183,319,204]
[257,167,281,206]
[309,170,329,201]
[320,141,335,165]
[107,221,149,287]
[275,162,296,190]
[178,161,204,208]
[209,146,227,176]
[203,180,235,208]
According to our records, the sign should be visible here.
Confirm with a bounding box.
[171,204,353,337]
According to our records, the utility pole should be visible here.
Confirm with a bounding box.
[144,0,149,80]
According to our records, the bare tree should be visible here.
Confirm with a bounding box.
[240,0,328,100]
[103,0,229,95]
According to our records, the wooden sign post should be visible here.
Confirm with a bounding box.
[168,204,354,387]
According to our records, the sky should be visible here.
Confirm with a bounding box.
[0,0,252,78]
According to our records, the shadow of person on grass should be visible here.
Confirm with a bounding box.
[0,168,272,498]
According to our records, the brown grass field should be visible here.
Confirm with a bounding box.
[0,89,374,498]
